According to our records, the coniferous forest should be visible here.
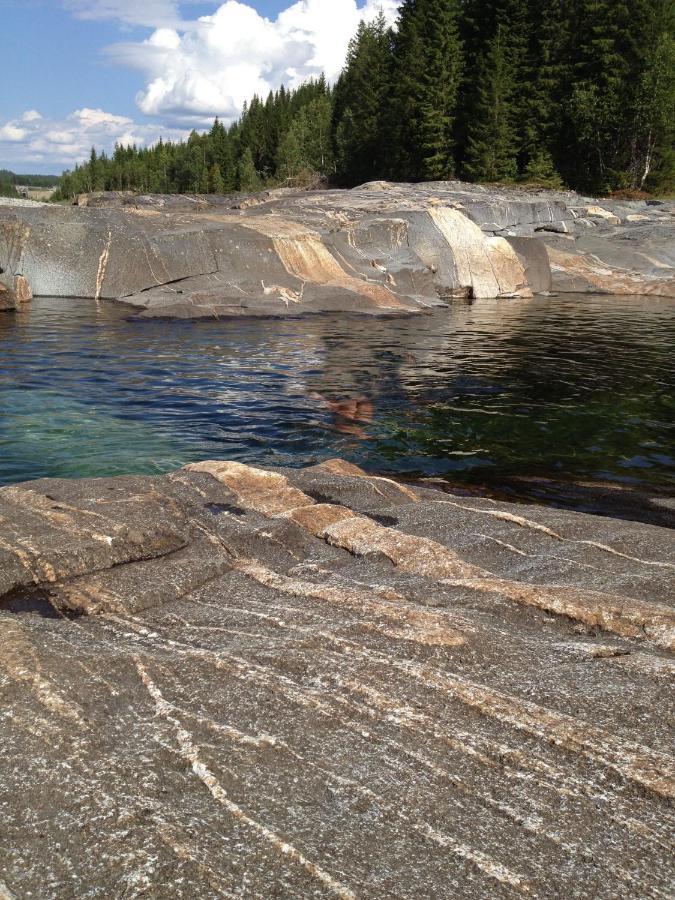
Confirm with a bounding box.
[55,0,675,200]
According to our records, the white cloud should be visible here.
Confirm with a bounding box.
[0,123,29,142]
[63,0,183,29]
[0,108,186,171]
[106,0,401,124]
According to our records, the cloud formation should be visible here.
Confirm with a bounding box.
[0,108,186,170]
[64,0,183,29]
[2,1,402,170]
[109,0,401,123]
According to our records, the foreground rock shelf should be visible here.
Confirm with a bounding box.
[1,181,673,318]
[1,459,673,898]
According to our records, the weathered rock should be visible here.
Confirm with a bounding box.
[1,182,672,318]
[0,274,33,311]
[0,460,673,897]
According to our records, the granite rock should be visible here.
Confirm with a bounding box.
[1,182,673,318]
[1,459,673,898]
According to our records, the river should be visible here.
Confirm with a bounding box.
[1,295,673,520]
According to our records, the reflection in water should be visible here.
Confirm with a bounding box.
[310,393,375,437]
[0,296,673,516]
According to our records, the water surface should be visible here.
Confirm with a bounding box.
[1,296,673,517]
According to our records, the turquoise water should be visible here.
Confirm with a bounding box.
[1,296,673,510]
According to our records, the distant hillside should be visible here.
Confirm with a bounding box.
[0,170,60,188]
[0,170,60,200]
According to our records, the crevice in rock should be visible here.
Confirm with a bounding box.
[120,268,220,300]
[0,587,81,620]
[204,502,247,517]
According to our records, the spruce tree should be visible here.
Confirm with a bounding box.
[209,164,224,194]
[521,0,568,185]
[237,148,262,192]
[459,0,530,182]
[463,25,519,182]
[333,14,392,185]
[389,0,463,181]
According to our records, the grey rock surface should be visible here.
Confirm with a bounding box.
[1,459,673,898]
[1,182,673,318]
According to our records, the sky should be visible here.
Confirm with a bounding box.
[0,0,400,174]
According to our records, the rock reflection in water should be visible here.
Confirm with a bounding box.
[309,394,375,438]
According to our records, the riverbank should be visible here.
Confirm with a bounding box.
[0,458,673,897]
[1,181,674,317]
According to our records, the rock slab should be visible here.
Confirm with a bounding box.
[0,460,673,898]
[1,182,673,318]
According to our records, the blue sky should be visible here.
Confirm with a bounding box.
[1,0,399,173]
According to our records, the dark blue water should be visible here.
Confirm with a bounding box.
[1,296,673,510]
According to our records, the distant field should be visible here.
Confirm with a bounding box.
[15,185,57,201]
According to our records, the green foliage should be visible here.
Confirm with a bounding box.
[52,1,674,198]
[333,14,393,184]
[0,176,19,198]
[54,79,336,201]
[556,0,674,194]
[0,170,59,197]
[208,163,224,194]
[237,147,262,192]
[388,0,463,180]
[521,150,564,189]
[0,171,59,188]
[463,24,519,182]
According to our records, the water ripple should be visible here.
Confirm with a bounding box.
[0,296,673,504]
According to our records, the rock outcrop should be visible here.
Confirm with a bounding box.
[1,182,673,318]
[1,460,673,897]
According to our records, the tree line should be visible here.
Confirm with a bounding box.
[55,0,674,200]
[0,170,60,197]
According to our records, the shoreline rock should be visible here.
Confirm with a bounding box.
[0,273,32,311]
[0,459,673,897]
[1,181,673,319]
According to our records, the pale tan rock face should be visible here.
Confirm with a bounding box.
[584,205,622,225]
[0,274,32,309]
[1,460,673,898]
[426,206,532,298]
[546,245,675,297]
[12,274,32,304]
